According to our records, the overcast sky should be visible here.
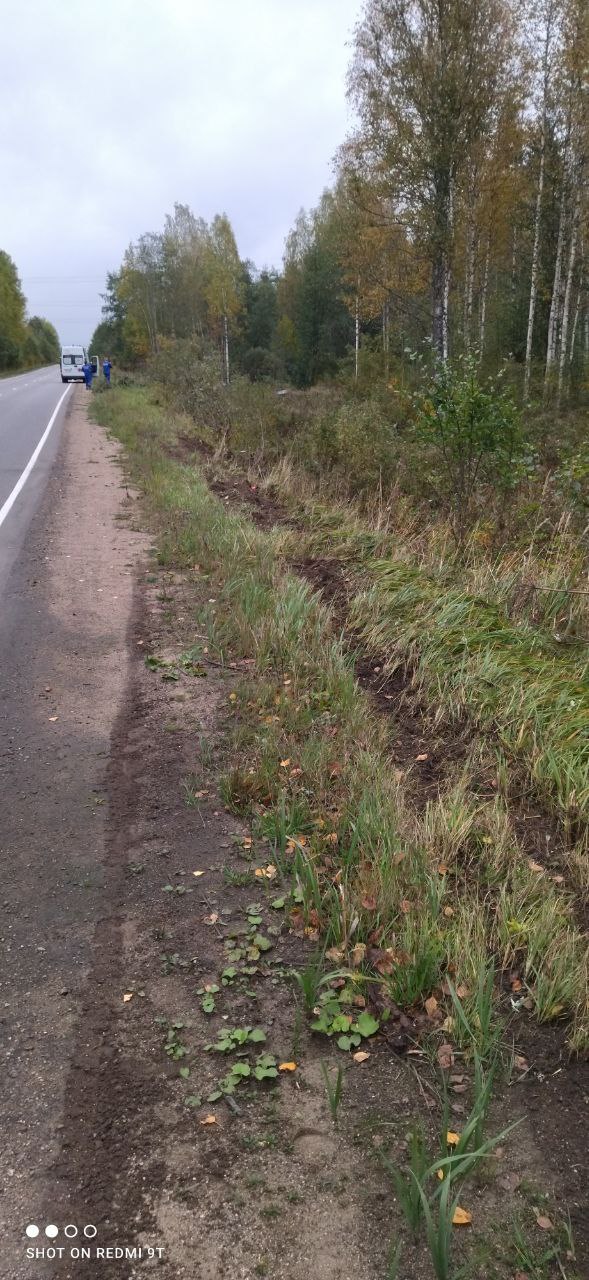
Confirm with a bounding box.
[1,0,362,346]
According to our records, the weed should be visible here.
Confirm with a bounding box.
[321,1061,344,1125]
[163,1022,189,1061]
[379,1122,429,1240]
[222,866,256,887]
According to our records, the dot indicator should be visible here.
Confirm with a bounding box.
[25,1225,39,1239]
[84,1225,97,1239]
[64,1225,78,1238]
[45,1225,59,1239]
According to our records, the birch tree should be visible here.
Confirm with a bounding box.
[523,0,558,400]
[204,214,243,384]
[345,0,516,361]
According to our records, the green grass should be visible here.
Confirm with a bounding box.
[91,386,589,1049]
[348,561,589,822]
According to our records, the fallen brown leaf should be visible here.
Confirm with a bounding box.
[437,1043,455,1070]
[535,1216,553,1231]
[122,993,133,1003]
[326,946,345,963]
[415,752,429,762]
[352,1050,370,1063]
[425,996,438,1017]
[200,1115,218,1126]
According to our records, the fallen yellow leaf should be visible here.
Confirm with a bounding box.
[200,1114,218,1126]
[446,1131,460,1147]
[122,993,133,1003]
[425,996,438,1017]
[279,759,291,768]
[192,870,205,878]
[279,1062,297,1072]
[452,1207,472,1225]
[437,1169,445,1181]
[255,864,277,879]
[229,692,237,702]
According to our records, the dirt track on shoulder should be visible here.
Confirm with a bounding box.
[0,391,147,1277]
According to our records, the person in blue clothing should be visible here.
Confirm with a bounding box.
[102,356,112,385]
[82,359,94,391]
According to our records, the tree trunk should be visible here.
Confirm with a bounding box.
[432,254,446,360]
[545,101,573,394]
[524,146,546,398]
[479,239,490,359]
[557,177,581,406]
[464,215,475,353]
[223,312,230,385]
[524,1,553,401]
[382,299,390,380]
[544,184,567,390]
[432,170,453,362]
[355,283,360,381]
[569,276,582,366]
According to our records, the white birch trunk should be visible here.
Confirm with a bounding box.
[569,279,582,365]
[545,184,567,385]
[524,2,553,400]
[557,178,581,404]
[524,147,546,397]
[545,100,573,392]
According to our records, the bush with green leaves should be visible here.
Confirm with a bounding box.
[412,356,527,540]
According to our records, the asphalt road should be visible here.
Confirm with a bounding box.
[0,366,72,596]
[0,387,145,1277]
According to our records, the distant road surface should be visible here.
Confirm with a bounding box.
[0,365,71,593]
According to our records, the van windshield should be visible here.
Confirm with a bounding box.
[62,355,83,365]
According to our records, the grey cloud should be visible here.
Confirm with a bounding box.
[2,0,360,343]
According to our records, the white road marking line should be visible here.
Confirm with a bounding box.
[0,385,71,530]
